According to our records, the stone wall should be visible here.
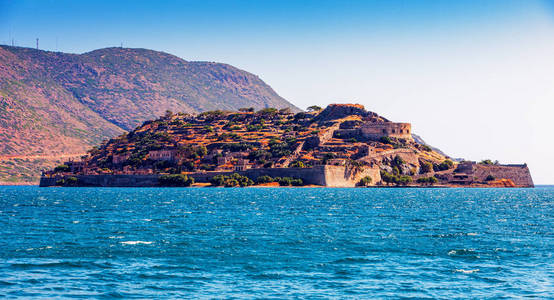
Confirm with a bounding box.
[39,165,381,187]
[323,165,381,187]
[315,104,368,121]
[40,174,160,187]
[474,164,534,187]
[360,122,412,141]
[304,123,340,149]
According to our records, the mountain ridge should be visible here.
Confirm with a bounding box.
[0,45,298,183]
[0,45,297,156]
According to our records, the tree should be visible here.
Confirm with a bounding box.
[239,107,255,112]
[417,176,438,185]
[436,159,454,171]
[392,155,405,167]
[485,175,496,181]
[420,162,433,174]
[54,164,70,173]
[379,136,393,144]
[307,105,322,112]
[479,159,494,165]
[358,176,372,187]
[256,175,274,184]
[159,174,195,187]
[289,161,306,168]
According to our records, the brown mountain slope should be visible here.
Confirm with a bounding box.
[0,45,297,154]
[0,45,297,183]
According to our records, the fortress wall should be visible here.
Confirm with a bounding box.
[366,148,419,165]
[361,122,412,140]
[324,165,381,187]
[40,174,160,187]
[39,177,58,187]
[304,123,341,149]
[474,164,534,187]
[39,165,381,187]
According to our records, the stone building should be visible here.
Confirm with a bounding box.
[234,158,251,171]
[112,154,130,164]
[360,122,413,141]
[148,149,177,161]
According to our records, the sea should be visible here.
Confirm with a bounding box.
[0,186,552,298]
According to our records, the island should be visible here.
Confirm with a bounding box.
[40,104,534,188]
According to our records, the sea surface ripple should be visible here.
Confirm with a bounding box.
[0,186,553,298]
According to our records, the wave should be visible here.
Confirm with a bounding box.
[454,268,480,274]
[120,241,153,245]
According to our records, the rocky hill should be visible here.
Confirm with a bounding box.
[44,104,533,187]
[42,104,533,186]
[0,45,297,183]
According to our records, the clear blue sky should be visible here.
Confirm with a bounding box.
[2,0,554,184]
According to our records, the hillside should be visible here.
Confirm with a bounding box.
[0,45,297,183]
[42,104,533,188]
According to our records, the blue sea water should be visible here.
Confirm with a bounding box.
[0,186,553,298]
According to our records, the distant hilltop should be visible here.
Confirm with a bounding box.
[41,104,533,188]
[0,45,297,183]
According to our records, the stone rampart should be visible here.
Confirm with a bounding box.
[474,164,534,187]
[39,165,380,187]
[361,122,412,141]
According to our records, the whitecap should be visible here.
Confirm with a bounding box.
[467,233,478,236]
[120,241,153,245]
[109,236,124,239]
[72,221,80,224]
[455,269,479,274]
[142,219,152,222]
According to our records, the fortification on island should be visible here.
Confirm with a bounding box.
[40,103,533,188]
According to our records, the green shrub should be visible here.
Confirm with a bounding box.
[392,155,405,167]
[416,176,438,185]
[289,161,306,168]
[54,164,70,173]
[278,177,303,186]
[159,174,195,187]
[291,178,303,186]
[357,176,372,186]
[485,175,496,181]
[307,105,322,112]
[479,159,494,165]
[380,170,413,185]
[247,124,263,131]
[210,175,227,186]
[66,176,78,186]
[420,162,433,173]
[224,178,240,187]
[210,173,253,187]
[435,159,454,171]
[379,136,393,144]
[256,175,274,184]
